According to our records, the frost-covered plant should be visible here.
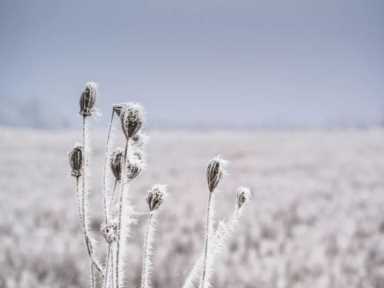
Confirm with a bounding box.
[69,81,251,288]
[183,183,251,288]
[199,156,227,288]
[141,184,167,288]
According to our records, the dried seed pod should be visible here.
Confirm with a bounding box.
[79,82,97,117]
[101,222,118,243]
[126,155,143,180]
[120,103,144,139]
[110,149,123,181]
[146,185,167,211]
[69,145,83,177]
[236,186,251,209]
[207,156,227,193]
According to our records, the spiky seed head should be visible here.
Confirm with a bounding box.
[120,103,144,139]
[207,155,227,193]
[79,81,97,116]
[126,154,144,180]
[110,148,123,181]
[146,184,167,211]
[236,186,251,209]
[101,223,117,244]
[69,145,83,177]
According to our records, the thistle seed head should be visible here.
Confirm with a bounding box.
[101,223,118,243]
[146,184,167,211]
[110,148,123,181]
[236,186,251,209]
[126,153,144,180]
[79,81,97,117]
[207,155,227,193]
[120,103,144,139]
[69,145,83,177]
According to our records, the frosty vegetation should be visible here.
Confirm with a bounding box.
[68,82,251,288]
[1,91,384,288]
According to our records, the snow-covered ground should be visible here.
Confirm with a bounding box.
[0,128,384,288]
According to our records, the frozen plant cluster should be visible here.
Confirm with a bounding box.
[68,82,252,288]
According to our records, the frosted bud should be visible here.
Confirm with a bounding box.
[236,186,251,209]
[146,184,167,211]
[69,145,83,177]
[120,103,144,139]
[207,156,227,192]
[79,81,97,117]
[110,148,123,181]
[126,154,143,180]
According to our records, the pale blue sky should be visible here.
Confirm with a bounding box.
[0,0,383,128]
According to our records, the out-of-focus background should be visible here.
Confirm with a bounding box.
[1,0,384,129]
[1,1,384,288]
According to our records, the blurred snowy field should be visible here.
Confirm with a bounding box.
[0,128,384,288]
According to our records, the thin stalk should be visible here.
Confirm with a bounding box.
[76,178,97,287]
[115,187,135,288]
[103,244,113,288]
[115,140,129,288]
[199,192,214,288]
[102,111,116,288]
[81,116,104,276]
[111,242,117,288]
[140,212,156,288]
[115,182,124,288]
[103,110,115,224]
[102,179,118,288]
[109,179,119,216]
[91,263,96,288]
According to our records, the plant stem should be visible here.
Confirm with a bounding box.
[141,212,155,288]
[183,204,242,288]
[115,140,129,288]
[91,263,96,288]
[112,242,117,288]
[109,180,119,215]
[199,192,214,288]
[102,111,116,288]
[103,110,115,224]
[102,180,119,288]
[81,116,104,276]
[115,183,124,288]
[103,244,113,288]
